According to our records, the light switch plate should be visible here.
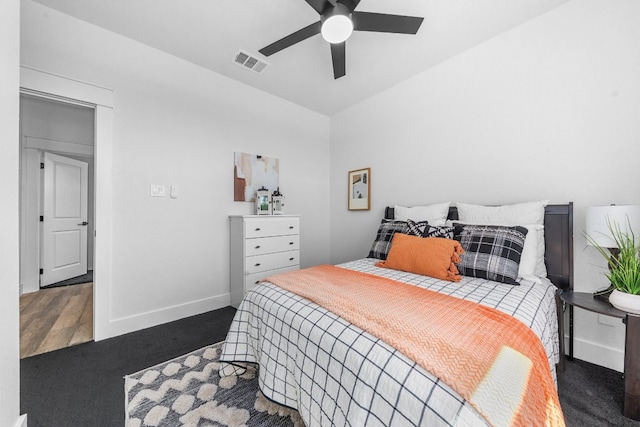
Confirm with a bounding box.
[150,185,165,197]
[170,185,178,199]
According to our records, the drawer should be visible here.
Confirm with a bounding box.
[245,250,299,275]
[245,235,300,257]
[244,217,299,238]
[245,265,298,294]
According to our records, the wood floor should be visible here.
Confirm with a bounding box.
[20,282,93,359]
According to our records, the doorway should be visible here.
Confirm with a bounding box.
[20,65,115,343]
[19,93,95,356]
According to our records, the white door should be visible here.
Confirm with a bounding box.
[41,152,89,287]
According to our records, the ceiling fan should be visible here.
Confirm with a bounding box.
[258,0,424,79]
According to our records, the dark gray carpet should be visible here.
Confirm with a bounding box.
[20,306,640,426]
[21,306,237,427]
[559,358,640,426]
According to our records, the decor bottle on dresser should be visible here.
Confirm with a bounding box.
[229,215,300,308]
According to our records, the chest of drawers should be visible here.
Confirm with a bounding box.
[229,215,300,308]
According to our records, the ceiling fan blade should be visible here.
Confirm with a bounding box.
[330,42,346,79]
[352,12,424,34]
[304,0,330,15]
[259,21,322,57]
[336,0,361,12]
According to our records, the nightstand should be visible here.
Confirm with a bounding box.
[559,290,640,420]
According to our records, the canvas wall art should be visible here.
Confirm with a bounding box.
[234,152,280,202]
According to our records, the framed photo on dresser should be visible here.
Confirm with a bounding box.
[348,168,370,211]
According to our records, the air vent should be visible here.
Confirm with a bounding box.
[233,50,269,74]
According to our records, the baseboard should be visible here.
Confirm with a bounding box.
[95,293,231,341]
[14,414,27,427]
[563,335,624,372]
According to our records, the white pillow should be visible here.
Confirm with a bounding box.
[519,225,546,282]
[534,227,547,278]
[456,201,548,226]
[456,201,549,281]
[394,202,451,226]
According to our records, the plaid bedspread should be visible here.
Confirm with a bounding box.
[220,258,560,426]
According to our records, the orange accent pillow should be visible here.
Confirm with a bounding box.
[376,233,464,282]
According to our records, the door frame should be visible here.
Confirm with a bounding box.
[20,65,114,341]
[20,138,95,294]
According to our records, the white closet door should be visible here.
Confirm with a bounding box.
[41,152,88,286]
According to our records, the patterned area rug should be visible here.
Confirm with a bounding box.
[125,342,304,427]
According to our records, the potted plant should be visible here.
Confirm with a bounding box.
[587,218,640,313]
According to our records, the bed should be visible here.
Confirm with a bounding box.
[220,202,573,426]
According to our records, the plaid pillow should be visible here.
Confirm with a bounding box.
[424,224,455,239]
[453,223,528,285]
[368,219,424,260]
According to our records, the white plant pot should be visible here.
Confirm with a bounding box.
[609,289,640,314]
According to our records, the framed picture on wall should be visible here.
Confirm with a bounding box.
[348,168,370,211]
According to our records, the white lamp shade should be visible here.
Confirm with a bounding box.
[321,15,353,43]
[586,205,640,248]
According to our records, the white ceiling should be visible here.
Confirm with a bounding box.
[32,0,570,116]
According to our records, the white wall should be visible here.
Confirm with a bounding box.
[330,0,640,371]
[0,0,22,425]
[21,0,331,337]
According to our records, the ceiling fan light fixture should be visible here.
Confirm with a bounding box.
[321,4,353,44]
[259,1,424,79]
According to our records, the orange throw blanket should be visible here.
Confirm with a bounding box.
[262,265,564,427]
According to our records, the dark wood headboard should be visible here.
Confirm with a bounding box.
[384,203,574,291]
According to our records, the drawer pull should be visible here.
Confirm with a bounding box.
[255,280,260,285]
[289,226,294,229]
[255,263,261,267]
[289,242,294,245]
[255,245,261,249]
[289,257,295,261]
